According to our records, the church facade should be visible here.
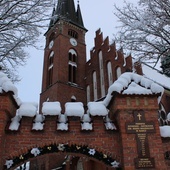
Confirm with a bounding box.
[0,0,170,170]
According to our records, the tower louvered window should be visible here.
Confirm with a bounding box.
[68,29,78,39]
[68,49,77,83]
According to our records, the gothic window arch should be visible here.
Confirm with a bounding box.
[68,49,77,83]
[47,51,54,86]
[68,29,78,39]
[93,71,98,101]
[107,61,113,86]
[116,66,121,79]
[99,50,105,97]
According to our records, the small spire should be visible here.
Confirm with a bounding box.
[77,0,79,4]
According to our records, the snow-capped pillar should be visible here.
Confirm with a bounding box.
[112,94,167,170]
[0,92,18,169]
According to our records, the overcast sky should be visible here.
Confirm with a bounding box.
[16,0,136,103]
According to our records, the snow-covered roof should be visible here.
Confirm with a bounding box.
[0,71,21,105]
[103,72,164,106]
[142,64,170,90]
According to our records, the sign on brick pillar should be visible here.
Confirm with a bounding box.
[126,111,155,168]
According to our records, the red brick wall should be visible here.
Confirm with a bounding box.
[0,91,169,170]
[112,94,167,170]
[2,114,121,169]
[85,29,133,102]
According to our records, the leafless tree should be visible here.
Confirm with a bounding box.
[114,0,170,70]
[0,0,54,81]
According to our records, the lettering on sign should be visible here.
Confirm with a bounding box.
[126,111,155,169]
[135,158,155,169]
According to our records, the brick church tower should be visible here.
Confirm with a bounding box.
[40,0,87,109]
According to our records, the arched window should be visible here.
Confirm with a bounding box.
[86,85,90,103]
[47,51,54,86]
[116,67,121,79]
[93,71,97,101]
[68,29,78,39]
[107,61,113,86]
[99,51,105,97]
[68,49,77,83]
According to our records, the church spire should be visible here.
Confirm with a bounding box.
[76,2,84,28]
[48,0,87,31]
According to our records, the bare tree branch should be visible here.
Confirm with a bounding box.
[114,0,170,74]
[0,0,54,81]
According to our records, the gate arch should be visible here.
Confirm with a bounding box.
[4,143,120,169]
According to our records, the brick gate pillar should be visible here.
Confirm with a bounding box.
[0,92,18,169]
[112,94,167,170]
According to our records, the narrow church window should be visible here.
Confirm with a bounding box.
[68,29,78,39]
[48,65,53,86]
[107,61,113,86]
[47,51,54,86]
[116,66,121,79]
[87,85,90,103]
[93,71,98,101]
[99,51,105,97]
[68,49,77,84]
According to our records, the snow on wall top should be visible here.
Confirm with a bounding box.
[7,72,166,133]
[13,72,164,119]
[103,72,164,106]
[65,102,84,117]
[142,64,170,90]
[0,71,21,105]
[42,102,61,116]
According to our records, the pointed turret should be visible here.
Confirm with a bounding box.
[76,3,84,28]
[49,7,56,28]
[48,0,87,31]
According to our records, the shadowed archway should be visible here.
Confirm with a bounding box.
[4,143,120,170]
